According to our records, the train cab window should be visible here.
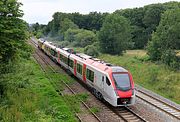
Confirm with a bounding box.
[77,63,82,75]
[69,59,74,68]
[113,73,131,91]
[106,77,111,86]
[86,69,94,82]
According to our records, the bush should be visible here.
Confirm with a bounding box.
[161,50,179,70]
[64,29,97,47]
[84,42,100,57]
[58,41,70,47]
[84,45,99,57]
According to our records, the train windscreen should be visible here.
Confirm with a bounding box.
[113,73,131,91]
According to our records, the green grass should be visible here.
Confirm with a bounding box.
[63,93,89,113]
[0,58,79,122]
[98,51,180,104]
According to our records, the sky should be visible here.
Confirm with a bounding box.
[18,0,180,24]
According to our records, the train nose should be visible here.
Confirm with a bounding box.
[116,89,132,98]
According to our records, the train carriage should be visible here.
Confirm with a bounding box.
[38,39,135,107]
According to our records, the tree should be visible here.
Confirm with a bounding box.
[0,0,28,96]
[147,8,180,69]
[0,0,27,63]
[74,29,97,47]
[64,28,83,42]
[59,18,78,35]
[64,28,97,47]
[84,42,100,57]
[98,14,132,55]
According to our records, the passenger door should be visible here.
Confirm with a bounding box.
[103,76,112,98]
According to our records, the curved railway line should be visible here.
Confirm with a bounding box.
[30,38,147,122]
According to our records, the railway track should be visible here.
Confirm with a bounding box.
[136,89,180,120]
[112,106,147,122]
[30,38,147,122]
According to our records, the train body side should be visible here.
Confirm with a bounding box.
[37,39,135,107]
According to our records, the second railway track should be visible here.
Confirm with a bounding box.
[136,88,180,120]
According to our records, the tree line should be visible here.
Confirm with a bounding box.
[32,1,180,69]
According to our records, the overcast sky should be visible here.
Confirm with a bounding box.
[18,0,180,24]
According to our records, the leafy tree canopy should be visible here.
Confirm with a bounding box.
[147,8,180,69]
[0,0,28,63]
[98,14,132,55]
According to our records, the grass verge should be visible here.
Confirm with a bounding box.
[0,57,78,122]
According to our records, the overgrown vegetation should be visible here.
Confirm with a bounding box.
[0,0,30,100]
[0,58,78,121]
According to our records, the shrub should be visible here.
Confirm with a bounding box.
[84,42,100,57]
[161,50,180,70]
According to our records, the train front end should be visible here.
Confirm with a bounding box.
[109,67,135,106]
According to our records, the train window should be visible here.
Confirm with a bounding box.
[60,54,68,65]
[102,76,104,82]
[69,59,74,68]
[106,77,111,86]
[50,49,53,55]
[50,49,57,57]
[54,51,58,57]
[77,63,82,75]
[86,69,94,82]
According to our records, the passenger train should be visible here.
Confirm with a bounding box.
[38,39,135,107]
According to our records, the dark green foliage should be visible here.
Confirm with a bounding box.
[143,4,166,32]
[74,29,97,47]
[64,29,97,47]
[0,0,30,98]
[84,42,100,57]
[30,22,46,38]
[115,2,180,49]
[161,50,180,70]
[147,8,180,69]
[0,0,28,63]
[115,4,166,49]
[44,12,108,36]
[98,14,132,55]
[59,18,78,34]
[64,29,82,42]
